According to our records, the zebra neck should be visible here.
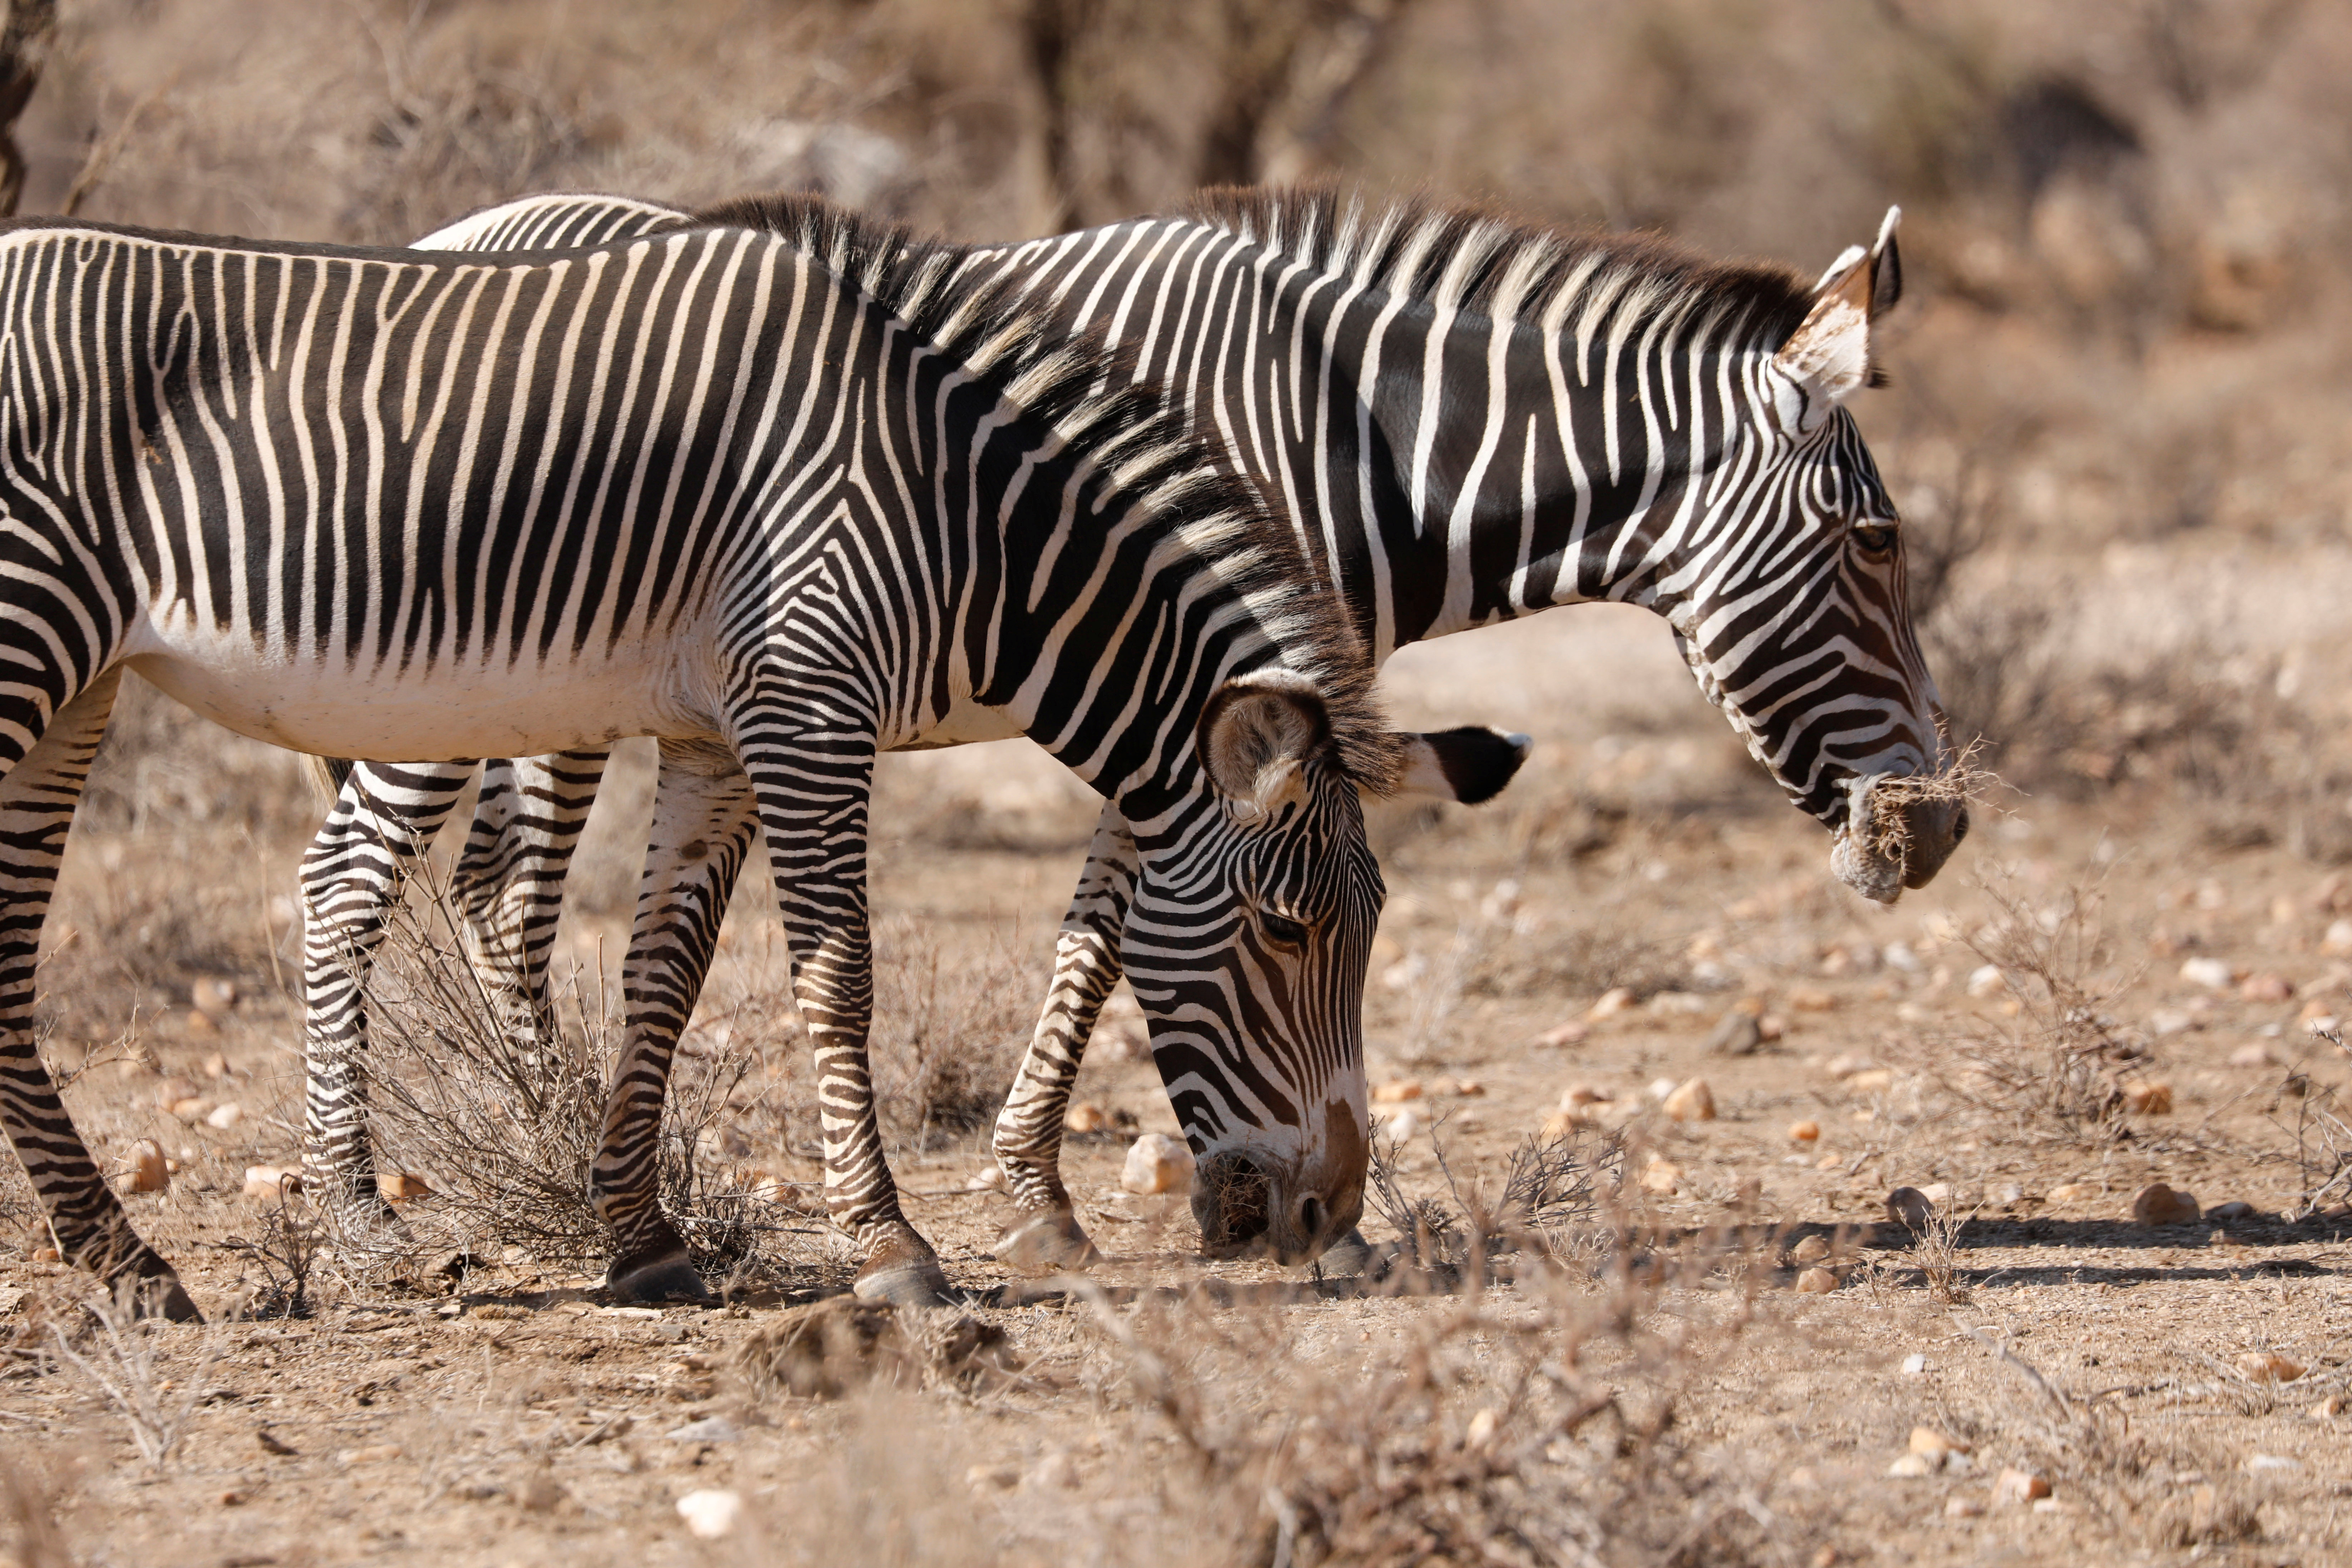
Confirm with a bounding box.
[969,216,1748,663]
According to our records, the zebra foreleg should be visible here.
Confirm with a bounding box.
[0,672,195,1319]
[594,740,753,1302]
[451,750,610,1044]
[991,805,1136,1271]
[738,716,957,1306]
[299,760,477,1242]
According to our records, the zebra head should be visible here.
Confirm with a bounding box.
[1669,208,1965,903]
[1126,672,1525,1262]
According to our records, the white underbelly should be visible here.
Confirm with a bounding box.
[120,621,711,762]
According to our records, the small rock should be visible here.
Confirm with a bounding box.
[1814,1152,1843,1171]
[510,1473,566,1513]
[1788,1119,1821,1143]
[1966,964,2007,998]
[2046,1182,2095,1204]
[1560,1083,1611,1111]
[1465,1407,1500,1451]
[2243,1453,2300,1474]
[2123,1081,2173,1116]
[2150,1008,2197,1037]
[1662,1078,1716,1122]
[2240,973,2294,1003]
[1647,1076,1680,1103]
[205,1102,243,1130]
[2228,1042,2274,1068]
[675,1488,743,1539]
[379,1171,432,1201]
[168,1096,210,1122]
[1789,1235,1831,1265]
[2234,1353,2305,1383]
[2179,957,2236,991]
[1787,987,1837,1012]
[1886,1453,1935,1478]
[1910,1427,1969,1457]
[126,1138,169,1194]
[185,1010,218,1038]
[1587,987,1637,1020]
[1371,1078,1423,1103]
[192,978,238,1015]
[965,1464,1020,1491]
[2325,917,2352,955]
[1945,1496,1985,1518]
[1823,1053,1875,1080]
[2030,1497,2071,1515]
[1885,1187,1934,1230]
[1846,1068,1895,1094]
[1065,1102,1110,1134]
[1794,1266,1839,1294]
[1121,1132,1195,1196]
[29,1247,59,1263]
[664,1416,740,1444]
[1918,1181,1954,1205]
[202,1052,230,1079]
[1995,1183,2024,1205]
[242,1165,302,1201]
[1534,1021,1590,1048]
[2133,1182,2200,1227]
[1706,1012,1765,1056]
[1757,1013,1786,1041]
[964,1165,1006,1192]
[1992,1468,2050,1506]
[1639,1156,1683,1196]
[2207,1200,2256,1222]
[2310,1394,2345,1420]
[1449,1077,1485,1097]
[1901,1353,1928,1376]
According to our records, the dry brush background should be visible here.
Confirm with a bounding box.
[6,2,2352,1565]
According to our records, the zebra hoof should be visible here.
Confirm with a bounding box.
[606,1246,714,1305]
[993,1209,1102,1274]
[851,1252,960,1308]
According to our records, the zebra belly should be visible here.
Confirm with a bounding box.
[118,628,713,763]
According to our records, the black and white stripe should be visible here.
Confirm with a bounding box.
[0,202,1432,1315]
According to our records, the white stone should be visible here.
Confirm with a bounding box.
[676,1489,743,1539]
[1900,1354,1927,1376]
[205,1101,243,1130]
[964,1165,1005,1191]
[665,1416,740,1443]
[2179,957,2236,991]
[1121,1133,1195,1195]
[1966,964,2006,998]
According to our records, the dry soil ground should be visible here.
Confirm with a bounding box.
[7,579,2352,1567]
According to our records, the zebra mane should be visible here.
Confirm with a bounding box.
[690,192,1402,795]
[1181,184,1818,352]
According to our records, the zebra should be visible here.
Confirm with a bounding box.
[0,201,1509,1318]
[298,185,1965,1275]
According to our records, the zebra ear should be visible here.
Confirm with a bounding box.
[1199,671,1331,818]
[1773,206,1902,432]
[1389,726,1532,805]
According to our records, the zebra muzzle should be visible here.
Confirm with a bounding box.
[1830,772,1970,903]
[1191,1151,1274,1255]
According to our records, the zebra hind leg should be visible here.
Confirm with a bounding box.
[451,750,611,1046]
[299,760,477,1246]
[990,806,1136,1271]
[0,673,195,1319]
[592,741,753,1302]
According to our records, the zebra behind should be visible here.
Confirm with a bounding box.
[0,206,1438,1316]
[304,187,1966,1271]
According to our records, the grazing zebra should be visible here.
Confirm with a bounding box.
[303,186,1964,1273]
[0,202,1489,1318]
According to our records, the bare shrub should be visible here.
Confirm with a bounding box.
[217,1185,326,1319]
[730,1296,1019,1403]
[1903,871,2152,1147]
[46,1281,219,1468]
[2279,1028,2352,1219]
[359,865,790,1277]
[868,913,1049,1155]
[1368,1118,1622,1271]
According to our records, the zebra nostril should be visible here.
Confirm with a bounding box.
[1951,805,1971,844]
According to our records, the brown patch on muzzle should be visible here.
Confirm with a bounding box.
[1191,1151,1272,1255]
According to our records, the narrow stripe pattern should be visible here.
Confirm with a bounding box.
[0,200,1401,1309]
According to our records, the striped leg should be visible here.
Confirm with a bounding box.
[594,740,754,1301]
[0,671,194,1319]
[299,760,477,1233]
[990,806,1136,1270]
[450,750,611,1041]
[735,696,954,1306]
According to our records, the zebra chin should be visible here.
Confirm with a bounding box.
[1828,771,1971,904]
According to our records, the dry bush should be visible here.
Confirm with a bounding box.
[1899,871,2153,1148]
[730,1296,1019,1402]
[868,913,1051,1156]
[2278,1028,2352,1218]
[1368,1118,1622,1272]
[216,1186,327,1319]
[45,1280,219,1468]
[357,866,794,1279]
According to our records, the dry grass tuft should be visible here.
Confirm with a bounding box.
[867,914,1050,1156]
[730,1296,1020,1402]
[45,1279,219,1468]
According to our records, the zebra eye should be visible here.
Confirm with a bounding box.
[1258,910,1309,947]
[1852,522,1898,555]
